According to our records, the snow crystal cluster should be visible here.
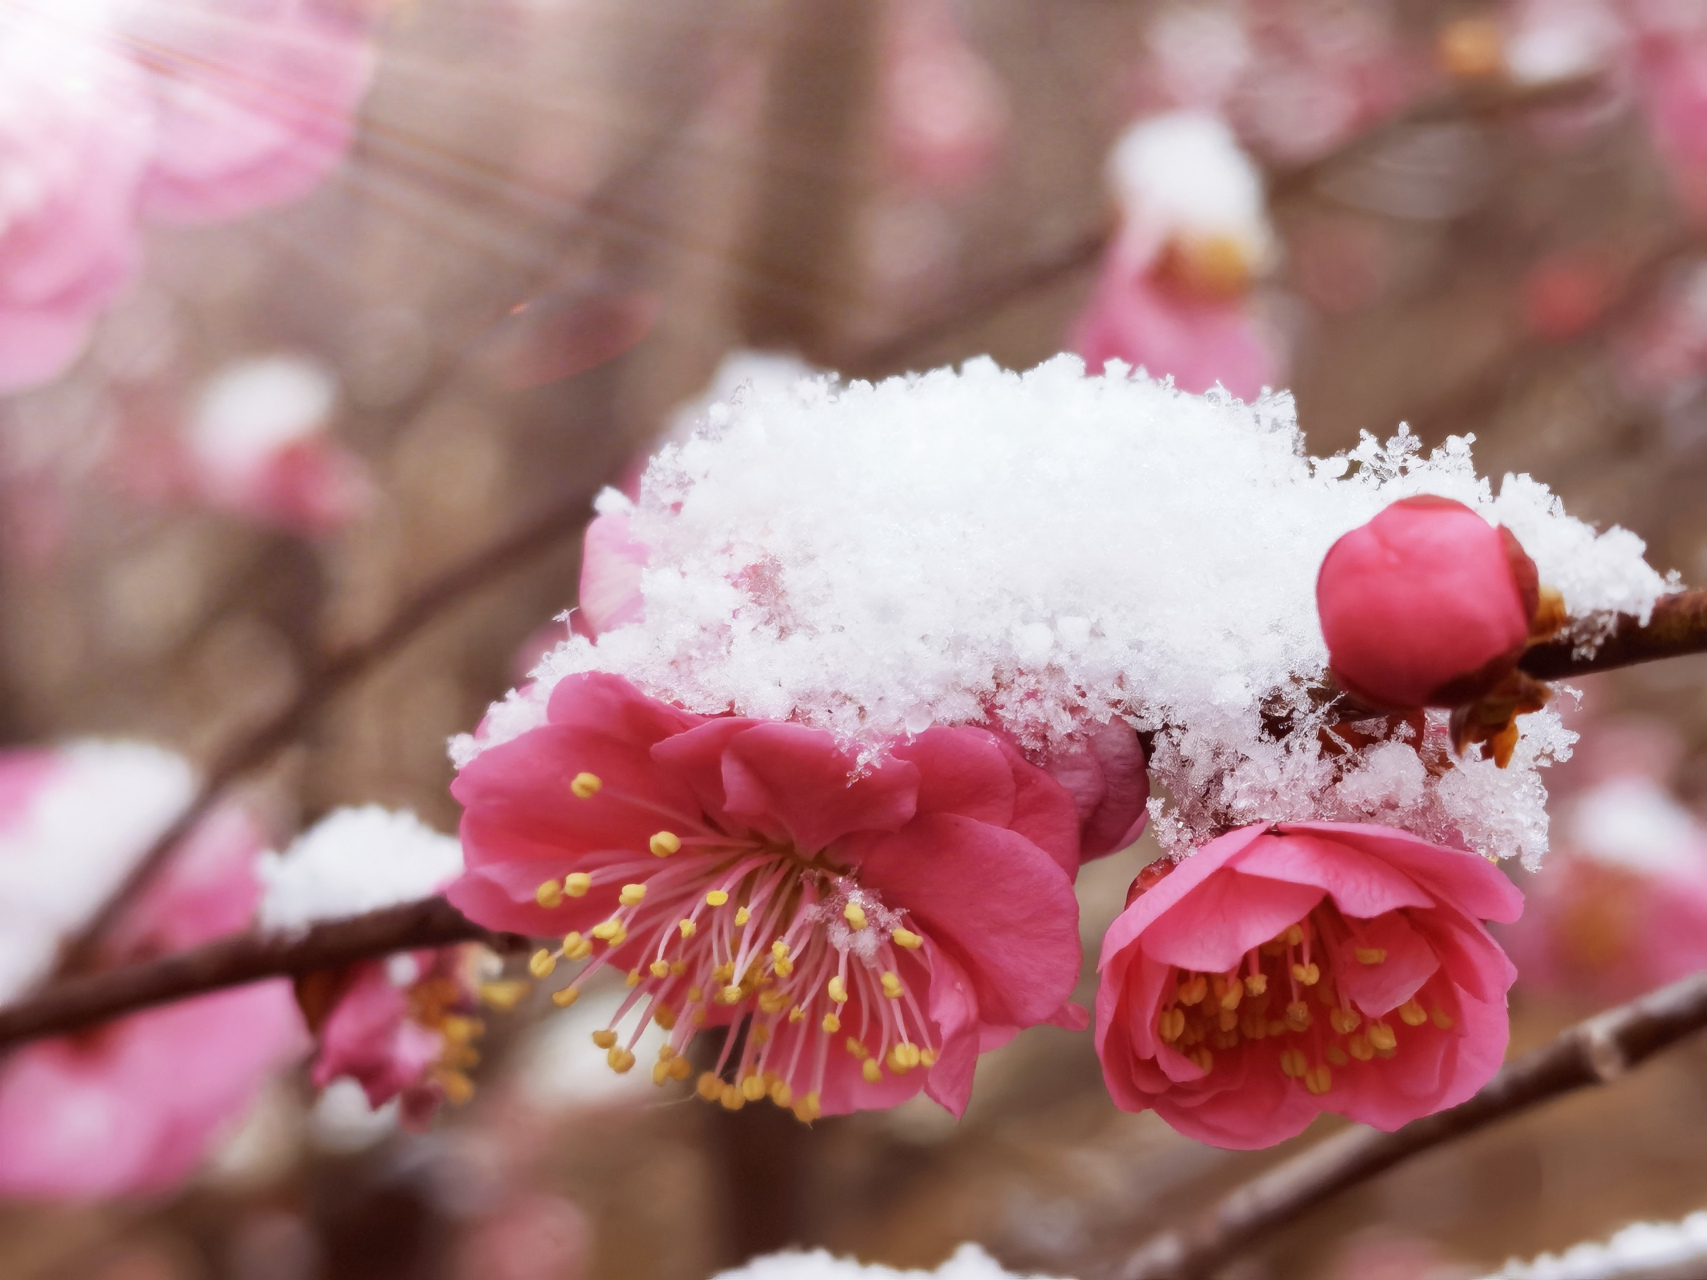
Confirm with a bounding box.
[713,1244,1066,1280]
[258,806,464,932]
[0,741,194,1003]
[1481,1211,1707,1279]
[459,357,1672,865]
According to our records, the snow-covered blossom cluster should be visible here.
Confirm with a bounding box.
[459,357,1668,867]
[1481,1210,1707,1280]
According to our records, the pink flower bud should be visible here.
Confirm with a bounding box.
[1316,496,1539,710]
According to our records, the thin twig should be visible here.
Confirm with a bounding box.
[52,494,594,977]
[2,899,520,1050]
[1110,968,1707,1280]
[1519,589,1707,680]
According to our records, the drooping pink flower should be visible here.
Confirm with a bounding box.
[1095,821,1522,1149]
[450,672,1085,1121]
[0,804,307,1199]
[308,950,486,1127]
[0,17,152,394]
[572,511,649,639]
[1317,496,1540,711]
[126,0,377,225]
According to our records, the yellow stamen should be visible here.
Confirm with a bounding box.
[789,1006,805,1023]
[650,960,671,979]
[1280,1048,1308,1078]
[759,990,790,1014]
[795,1092,822,1122]
[719,1083,744,1111]
[1216,1008,1238,1032]
[570,772,603,798]
[607,1046,636,1073]
[697,1072,722,1101]
[1244,973,1268,996]
[653,1004,676,1030]
[720,984,744,1005]
[1177,974,1209,1005]
[1158,1008,1186,1043]
[670,961,687,977]
[1284,1001,1312,1031]
[687,985,704,1003]
[1329,1008,1361,1035]
[1367,1022,1397,1052]
[478,980,529,1010]
[669,1056,691,1081]
[741,1074,767,1102]
[528,949,557,978]
[650,831,681,857]
[822,1013,841,1033]
[619,883,646,907]
[892,1042,921,1071]
[1348,1034,1374,1061]
[1356,947,1388,965]
[551,985,581,1008]
[1325,1045,1349,1067]
[653,1061,673,1086]
[827,976,848,1004]
[1284,924,1304,946]
[706,890,729,907]
[734,906,751,926]
[592,1029,617,1049]
[441,1016,484,1043]
[770,1080,793,1108]
[1189,1048,1213,1073]
[712,962,734,983]
[1431,1007,1455,1030]
[881,971,904,1000]
[1399,999,1428,1026]
[1292,962,1321,986]
[1304,1064,1332,1096]
[564,872,592,898]
[563,932,592,960]
[845,1037,868,1059]
[861,1059,882,1083]
[892,927,923,949]
[920,1048,937,1067]
[843,902,868,931]
[535,880,563,908]
[591,919,625,944]
[435,1068,475,1106]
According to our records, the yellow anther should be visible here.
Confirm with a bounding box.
[719,1083,744,1111]
[1284,924,1305,946]
[1356,947,1388,965]
[770,1080,793,1108]
[1177,974,1209,1005]
[1326,1045,1349,1066]
[1304,1064,1332,1096]
[676,919,697,940]
[822,1013,841,1033]
[774,957,794,978]
[1291,962,1321,986]
[795,1092,822,1123]
[895,1042,922,1070]
[1240,1013,1268,1040]
[711,963,734,983]
[843,902,868,931]
[1244,973,1268,996]
[535,880,563,908]
[741,1074,768,1102]
[719,985,744,1005]
[861,1059,882,1083]
[1189,1048,1213,1073]
[551,985,581,1008]
[1329,1008,1362,1035]
[1279,1047,1308,1078]
[827,976,848,1004]
[1213,1028,1240,1050]
[592,1029,617,1049]
[752,1024,772,1047]
[697,1072,722,1101]
[1284,1001,1312,1031]
[734,906,751,926]
[650,960,671,979]
[1431,1007,1454,1030]
[559,934,588,962]
[607,1046,636,1073]
[657,1045,677,1064]
[772,940,791,961]
[669,1056,692,1081]
[1348,1034,1374,1061]
[892,927,923,950]
[1158,1008,1186,1043]
[670,961,687,977]
[653,1003,677,1030]
[650,831,682,858]
[706,890,729,907]
[919,1048,937,1067]
[1399,999,1428,1026]
[1218,977,1244,1010]
[591,919,623,942]
[687,985,704,1003]
[564,872,592,897]
[653,1061,673,1086]
[478,980,529,1010]
[1367,1021,1397,1052]
[881,971,904,1000]
[845,1037,868,1059]
[529,949,557,978]
[619,883,646,908]
[435,1068,475,1106]
[1217,1008,1238,1032]
[789,1006,805,1023]
[571,772,603,799]
[759,990,790,1014]
[441,1016,484,1044]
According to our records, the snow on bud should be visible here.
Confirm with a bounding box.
[1317,495,1544,711]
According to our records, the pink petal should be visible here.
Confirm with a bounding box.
[1230,829,1434,918]
[719,722,920,853]
[1138,870,1324,974]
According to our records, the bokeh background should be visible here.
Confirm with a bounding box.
[3,1,1707,1278]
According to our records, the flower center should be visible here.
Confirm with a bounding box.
[526,772,939,1121]
[1154,900,1455,1097]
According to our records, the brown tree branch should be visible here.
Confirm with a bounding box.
[2,898,520,1050]
[1519,589,1707,680]
[1110,968,1707,1280]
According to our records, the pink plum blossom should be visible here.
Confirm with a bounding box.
[126,0,377,225]
[1095,821,1522,1149]
[1038,720,1150,861]
[449,671,1085,1121]
[878,0,1008,195]
[1633,18,1707,220]
[1316,496,1540,711]
[0,803,306,1199]
[0,16,152,394]
[308,949,486,1127]
[572,511,649,639]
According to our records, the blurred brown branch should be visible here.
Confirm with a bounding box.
[1,898,518,1051]
[1109,967,1707,1280]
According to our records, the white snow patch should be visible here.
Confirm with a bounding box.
[189,354,336,479]
[1482,1210,1707,1279]
[713,1244,1068,1280]
[1107,110,1273,267]
[454,358,1669,865]
[258,806,463,931]
[0,740,195,1003]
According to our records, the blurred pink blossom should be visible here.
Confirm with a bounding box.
[572,510,649,639]
[878,0,1007,195]
[453,1192,589,1280]
[0,801,306,1199]
[449,671,1085,1121]
[1096,821,1522,1149]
